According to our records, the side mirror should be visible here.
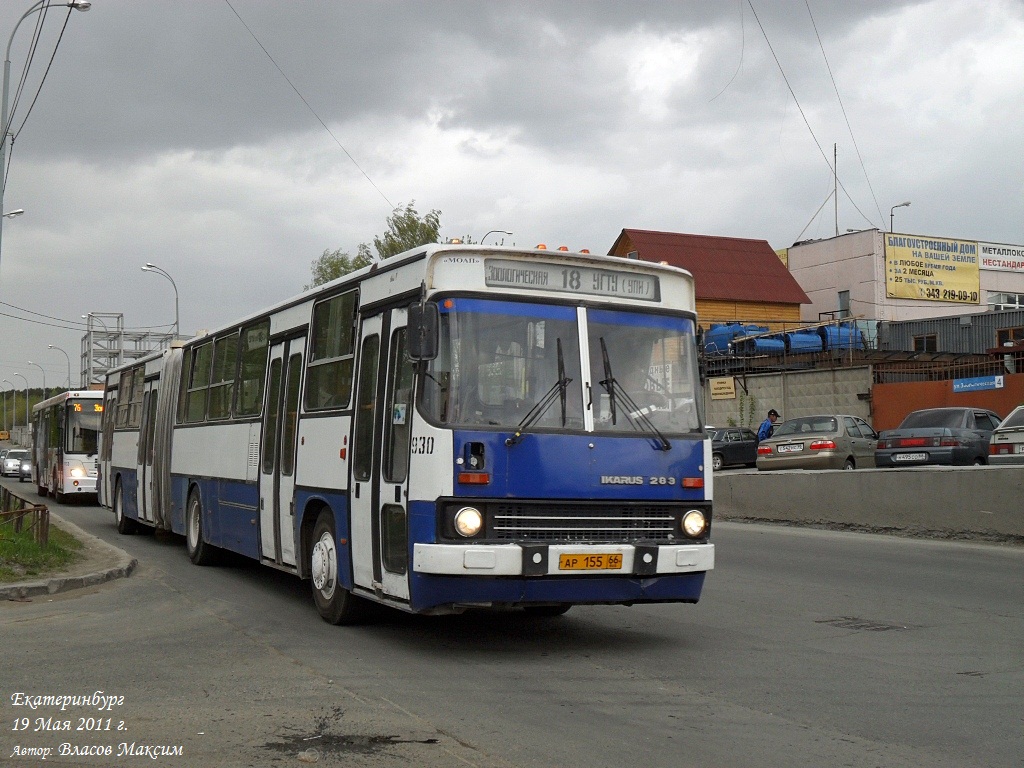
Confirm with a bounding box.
[407,302,439,360]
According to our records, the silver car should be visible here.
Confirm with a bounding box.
[988,405,1024,466]
[757,414,878,471]
[2,449,28,477]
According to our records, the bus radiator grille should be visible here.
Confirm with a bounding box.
[490,504,677,543]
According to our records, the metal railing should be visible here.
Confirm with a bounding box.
[1,486,49,546]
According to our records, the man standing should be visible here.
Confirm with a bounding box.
[757,408,779,443]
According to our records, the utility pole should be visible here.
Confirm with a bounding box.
[834,144,838,238]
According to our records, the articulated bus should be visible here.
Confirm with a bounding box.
[101,245,714,622]
[31,389,103,502]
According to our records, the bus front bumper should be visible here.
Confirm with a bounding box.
[413,542,714,577]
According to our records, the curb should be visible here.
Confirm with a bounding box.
[1,514,138,601]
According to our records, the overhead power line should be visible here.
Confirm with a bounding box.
[804,0,884,227]
[745,1,876,233]
[222,0,395,210]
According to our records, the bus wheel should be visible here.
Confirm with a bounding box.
[186,491,218,566]
[524,604,572,617]
[114,482,138,535]
[51,473,65,504]
[310,509,366,625]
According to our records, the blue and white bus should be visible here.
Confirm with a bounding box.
[101,245,714,622]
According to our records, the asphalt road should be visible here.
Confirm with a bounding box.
[2,481,1022,768]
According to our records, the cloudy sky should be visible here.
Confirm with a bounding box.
[0,0,1022,393]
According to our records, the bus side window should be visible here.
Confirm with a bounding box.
[236,320,270,418]
[305,290,358,411]
[384,328,413,483]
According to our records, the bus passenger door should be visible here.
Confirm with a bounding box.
[259,337,304,568]
[136,383,159,524]
[99,390,116,507]
[351,310,412,602]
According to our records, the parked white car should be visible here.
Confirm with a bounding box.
[988,405,1024,465]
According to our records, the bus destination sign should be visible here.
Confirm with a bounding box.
[484,259,660,301]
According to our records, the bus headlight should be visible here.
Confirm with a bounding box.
[454,507,484,538]
[69,461,87,479]
[681,509,708,538]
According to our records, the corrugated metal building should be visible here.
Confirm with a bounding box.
[878,307,1024,354]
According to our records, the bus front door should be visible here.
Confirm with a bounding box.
[259,337,304,568]
[351,309,412,602]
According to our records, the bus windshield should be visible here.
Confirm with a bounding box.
[587,307,702,435]
[67,401,102,455]
[419,297,703,434]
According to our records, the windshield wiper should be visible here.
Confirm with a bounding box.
[506,338,571,446]
[598,337,671,451]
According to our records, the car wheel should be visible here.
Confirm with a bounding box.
[973,456,985,466]
[712,453,724,471]
[310,508,367,625]
[114,482,138,535]
[186,490,218,565]
[843,458,855,470]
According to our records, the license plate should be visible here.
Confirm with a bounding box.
[777,443,803,453]
[894,452,928,461]
[558,553,623,571]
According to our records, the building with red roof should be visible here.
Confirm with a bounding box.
[608,229,809,328]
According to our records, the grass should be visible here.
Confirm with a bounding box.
[0,517,84,583]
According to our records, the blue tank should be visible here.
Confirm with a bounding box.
[703,323,768,354]
[784,331,824,353]
[737,335,787,355]
[819,323,865,351]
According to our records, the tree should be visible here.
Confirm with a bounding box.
[305,246,373,290]
[372,201,441,260]
[306,201,442,288]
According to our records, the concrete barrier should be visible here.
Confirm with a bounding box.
[714,466,1024,540]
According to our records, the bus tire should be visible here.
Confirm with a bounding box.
[524,604,572,617]
[310,509,366,625]
[51,472,65,504]
[186,490,218,566]
[114,482,138,535]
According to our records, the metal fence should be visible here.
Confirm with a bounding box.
[0,486,49,546]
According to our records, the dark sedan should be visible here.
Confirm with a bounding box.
[710,427,758,470]
[875,407,1002,467]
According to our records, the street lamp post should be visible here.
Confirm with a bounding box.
[1,1,91,288]
[13,372,29,431]
[27,360,45,399]
[2,379,17,432]
[481,230,512,245]
[48,344,72,388]
[890,201,911,233]
[142,262,180,339]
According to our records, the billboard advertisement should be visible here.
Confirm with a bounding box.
[884,234,980,304]
[978,242,1024,274]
